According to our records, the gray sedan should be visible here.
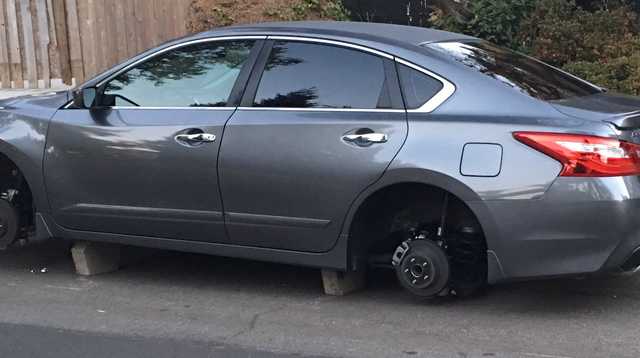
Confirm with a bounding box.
[1,21,640,298]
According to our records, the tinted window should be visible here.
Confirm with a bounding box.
[104,40,255,107]
[398,64,443,109]
[427,41,602,101]
[253,41,390,109]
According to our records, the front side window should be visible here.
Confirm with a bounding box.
[426,41,602,101]
[253,41,391,109]
[103,40,255,107]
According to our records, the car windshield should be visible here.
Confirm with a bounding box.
[426,41,603,101]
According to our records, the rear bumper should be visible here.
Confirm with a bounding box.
[472,176,640,282]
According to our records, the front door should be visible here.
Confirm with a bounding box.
[44,39,261,242]
[219,39,408,252]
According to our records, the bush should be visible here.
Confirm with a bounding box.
[519,0,638,66]
[431,0,640,95]
[520,0,640,94]
[187,0,349,33]
[563,43,640,95]
[430,0,535,51]
[269,0,350,21]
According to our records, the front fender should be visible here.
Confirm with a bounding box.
[0,92,67,213]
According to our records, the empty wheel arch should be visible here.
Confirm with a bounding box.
[346,182,490,297]
[0,152,35,248]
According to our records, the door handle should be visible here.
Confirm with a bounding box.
[175,132,216,144]
[342,132,388,146]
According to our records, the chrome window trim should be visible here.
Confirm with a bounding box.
[63,34,454,113]
[395,58,456,113]
[248,36,397,112]
[266,36,394,60]
[61,36,265,110]
[236,107,405,113]
[110,106,236,111]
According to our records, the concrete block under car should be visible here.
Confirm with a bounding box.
[71,241,157,276]
[71,241,121,275]
[321,269,367,296]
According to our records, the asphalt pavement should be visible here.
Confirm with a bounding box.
[0,240,638,358]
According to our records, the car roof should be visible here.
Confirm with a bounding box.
[207,21,477,47]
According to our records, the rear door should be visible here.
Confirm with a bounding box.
[45,38,262,242]
[218,38,408,252]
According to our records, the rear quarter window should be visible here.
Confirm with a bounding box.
[397,63,444,109]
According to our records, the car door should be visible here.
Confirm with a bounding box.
[218,38,408,253]
[44,38,263,242]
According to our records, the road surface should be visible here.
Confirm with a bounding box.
[0,241,638,358]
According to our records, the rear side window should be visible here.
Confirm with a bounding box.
[397,64,444,109]
[426,41,602,101]
[253,41,391,109]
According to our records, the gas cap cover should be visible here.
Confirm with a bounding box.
[460,143,503,177]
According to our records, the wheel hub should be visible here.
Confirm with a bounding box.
[401,255,436,289]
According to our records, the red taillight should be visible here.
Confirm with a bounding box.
[513,131,640,177]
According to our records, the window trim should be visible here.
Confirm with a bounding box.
[395,58,456,113]
[63,35,266,110]
[240,36,455,113]
[63,35,456,113]
[240,37,404,112]
[267,36,394,60]
[96,35,267,88]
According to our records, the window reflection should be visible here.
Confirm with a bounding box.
[398,64,443,109]
[254,41,390,109]
[428,41,602,101]
[104,41,254,108]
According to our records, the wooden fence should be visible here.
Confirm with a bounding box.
[0,0,192,89]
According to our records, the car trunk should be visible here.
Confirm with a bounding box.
[551,92,640,142]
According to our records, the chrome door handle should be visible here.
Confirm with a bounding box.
[342,133,388,145]
[175,132,216,143]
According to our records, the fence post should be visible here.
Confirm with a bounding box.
[51,0,71,85]
[0,0,11,88]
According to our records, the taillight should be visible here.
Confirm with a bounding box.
[513,131,640,177]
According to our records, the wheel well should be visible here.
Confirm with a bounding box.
[0,153,35,239]
[348,183,487,280]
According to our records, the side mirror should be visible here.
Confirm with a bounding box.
[83,87,97,108]
[73,87,98,109]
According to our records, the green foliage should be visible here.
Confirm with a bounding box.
[431,0,535,50]
[266,0,350,21]
[563,41,640,95]
[432,0,640,95]
[521,0,639,94]
[519,0,638,65]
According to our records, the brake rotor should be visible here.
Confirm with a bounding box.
[393,238,450,298]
